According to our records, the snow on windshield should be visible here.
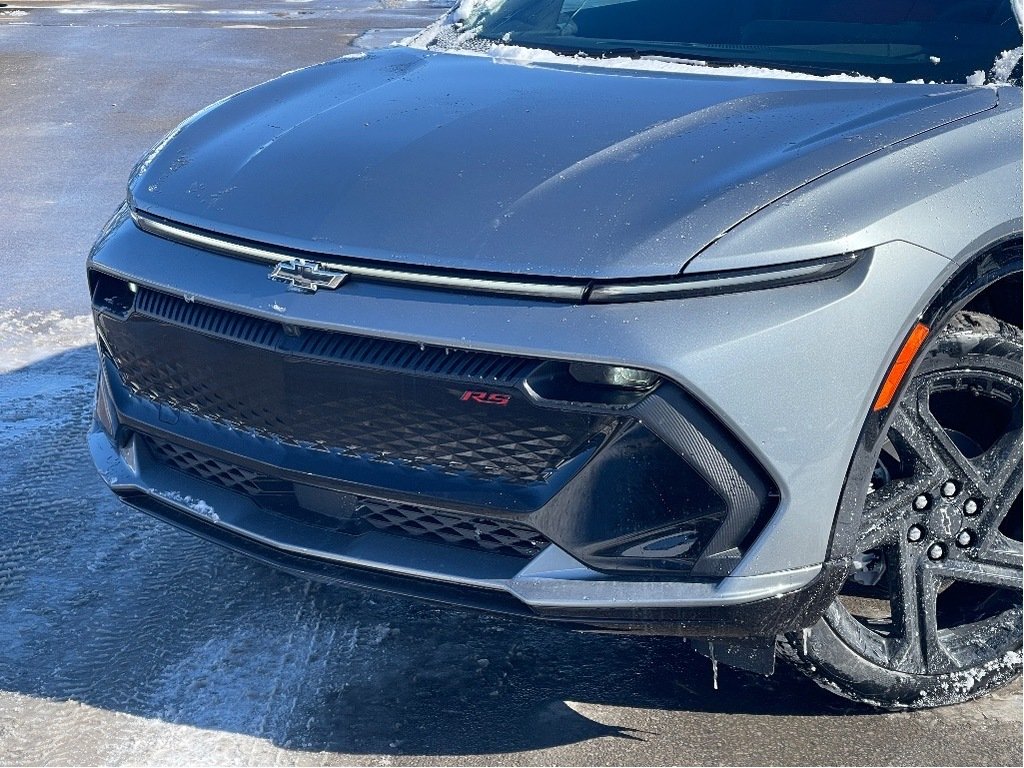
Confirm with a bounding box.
[407,0,1023,85]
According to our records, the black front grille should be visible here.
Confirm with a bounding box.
[118,348,586,482]
[359,499,549,559]
[100,289,618,485]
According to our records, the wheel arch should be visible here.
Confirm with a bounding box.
[961,240,1023,330]
[825,234,1023,567]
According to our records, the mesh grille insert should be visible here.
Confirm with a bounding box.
[359,499,549,559]
[144,435,549,559]
[103,328,610,485]
[101,289,620,486]
[118,353,586,483]
[146,437,266,496]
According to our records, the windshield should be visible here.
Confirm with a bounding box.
[453,0,1023,82]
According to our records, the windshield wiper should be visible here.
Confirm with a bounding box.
[485,35,857,76]
[596,46,713,64]
[491,38,741,65]
[588,45,856,74]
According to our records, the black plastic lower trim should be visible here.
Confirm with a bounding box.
[115,485,845,638]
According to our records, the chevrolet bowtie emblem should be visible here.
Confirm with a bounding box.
[269,259,349,293]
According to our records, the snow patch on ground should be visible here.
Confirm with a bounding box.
[0,309,95,374]
[123,616,393,764]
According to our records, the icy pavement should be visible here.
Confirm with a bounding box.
[1,2,1022,766]
[0,0,451,315]
[1,347,1021,766]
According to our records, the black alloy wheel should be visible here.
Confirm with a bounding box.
[781,311,1023,709]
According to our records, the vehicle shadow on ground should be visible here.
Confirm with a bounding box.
[1,348,884,759]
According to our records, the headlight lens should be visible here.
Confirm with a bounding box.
[568,363,659,390]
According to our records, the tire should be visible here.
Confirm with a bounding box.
[780,311,1023,709]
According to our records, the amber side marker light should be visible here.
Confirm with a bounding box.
[873,322,931,411]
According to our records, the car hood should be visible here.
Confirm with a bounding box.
[129,47,995,280]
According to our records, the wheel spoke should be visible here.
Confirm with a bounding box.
[889,395,946,479]
[935,560,1022,595]
[976,437,1023,508]
[859,401,944,551]
[959,535,1024,589]
[858,481,927,550]
[902,384,987,488]
[887,540,954,673]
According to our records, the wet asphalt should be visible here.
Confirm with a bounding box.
[1,2,1022,765]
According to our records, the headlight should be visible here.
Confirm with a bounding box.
[568,362,660,390]
[586,251,861,303]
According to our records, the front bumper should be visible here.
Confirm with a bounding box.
[90,424,842,634]
[88,274,820,631]
[87,210,955,632]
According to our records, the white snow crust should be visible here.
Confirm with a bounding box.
[155,490,219,522]
[0,310,95,375]
[465,42,893,83]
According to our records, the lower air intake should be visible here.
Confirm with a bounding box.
[359,499,549,559]
[144,434,549,559]
[147,437,264,496]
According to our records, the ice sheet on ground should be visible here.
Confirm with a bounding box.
[0,309,95,374]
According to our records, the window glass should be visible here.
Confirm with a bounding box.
[459,0,1022,82]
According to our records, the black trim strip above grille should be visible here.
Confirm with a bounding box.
[136,287,282,349]
[133,286,538,385]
